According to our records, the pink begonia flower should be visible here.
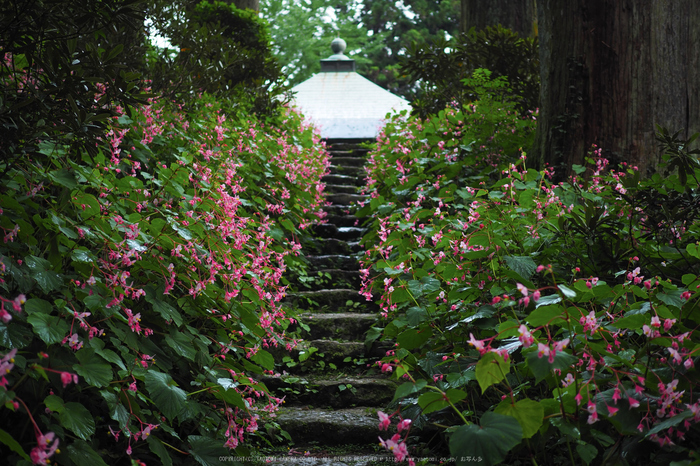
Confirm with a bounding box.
[60,371,78,388]
[377,411,390,431]
[468,333,485,352]
[607,405,619,416]
[532,290,541,302]
[537,342,550,360]
[30,431,59,464]
[650,315,661,328]
[516,283,528,297]
[397,418,412,432]
[628,397,640,408]
[518,324,534,348]
[561,373,575,388]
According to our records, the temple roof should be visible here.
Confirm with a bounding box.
[291,38,411,139]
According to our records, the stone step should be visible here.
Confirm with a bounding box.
[322,205,356,217]
[307,255,359,271]
[291,269,360,290]
[325,214,360,228]
[274,407,382,445]
[326,193,368,205]
[307,238,363,255]
[292,340,367,364]
[324,184,359,194]
[329,156,367,167]
[263,375,395,408]
[322,174,365,187]
[311,224,366,241]
[298,312,375,340]
[329,165,364,177]
[285,289,376,313]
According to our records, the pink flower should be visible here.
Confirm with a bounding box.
[628,397,640,408]
[60,372,78,388]
[397,418,412,432]
[468,333,485,352]
[30,431,59,464]
[606,405,619,416]
[537,342,550,360]
[518,324,534,348]
[650,315,661,328]
[561,373,575,388]
[377,411,390,431]
[516,283,529,297]
[532,290,541,302]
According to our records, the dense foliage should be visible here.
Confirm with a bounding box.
[400,25,539,119]
[358,75,700,465]
[260,0,460,97]
[0,2,330,461]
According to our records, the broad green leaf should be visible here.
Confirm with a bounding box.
[476,352,510,393]
[397,328,432,350]
[145,370,187,420]
[217,378,239,391]
[504,255,537,279]
[494,398,544,438]
[251,349,274,370]
[394,379,428,401]
[72,192,100,218]
[646,410,693,437]
[25,255,62,293]
[100,391,130,430]
[558,284,577,299]
[535,294,562,308]
[613,313,645,330]
[148,435,173,466]
[407,276,441,297]
[60,402,96,440]
[28,313,69,345]
[687,243,700,259]
[23,298,52,315]
[73,349,113,387]
[576,443,598,465]
[67,439,109,466]
[526,350,578,383]
[0,428,30,460]
[165,332,197,361]
[188,435,229,466]
[525,304,566,326]
[150,299,183,326]
[49,169,77,189]
[418,389,466,415]
[449,412,523,465]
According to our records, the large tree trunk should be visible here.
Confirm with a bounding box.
[231,0,258,11]
[461,0,537,36]
[533,0,700,177]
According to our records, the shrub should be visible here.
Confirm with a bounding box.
[0,87,329,464]
[358,76,700,465]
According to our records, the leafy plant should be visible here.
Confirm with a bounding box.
[357,75,700,465]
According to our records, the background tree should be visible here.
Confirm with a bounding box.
[260,0,460,98]
[460,0,536,36]
[533,0,700,177]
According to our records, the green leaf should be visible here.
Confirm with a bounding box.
[407,276,441,297]
[23,298,52,315]
[558,284,577,299]
[418,389,466,415]
[150,299,183,326]
[188,435,229,466]
[613,313,646,330]
[25,255,63,293]
[27,313,69,345]
[148,435,173,466]
[504,255,537,279]
[450,412,523,465]
[526,350,578,383]
[145,370,187,420]
[251,349,275,370]
[60,402,96,440]
[646,410,693,437]
[687,243,700,259]
[576,443,598,465]
[494,398,544,439]
[67,439,109,466]
[0,428,30,461]
[397,328,432,350]
[49,169,77,189]
[73,349,113,387]
[476,352,510,394]
[165,332,197,361]
[394,379,428,401]
[535,294,562,308]
[100,391,130,430]
[525,304,566,326]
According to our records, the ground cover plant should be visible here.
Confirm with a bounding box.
[358,73,700,465]
[0,66,330,463]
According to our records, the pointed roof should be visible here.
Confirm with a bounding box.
[291,38,411,139]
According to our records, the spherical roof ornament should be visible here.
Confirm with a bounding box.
[331,37,347,55]
[328,37,351,60]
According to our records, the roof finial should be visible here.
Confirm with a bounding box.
[330,37,347,56]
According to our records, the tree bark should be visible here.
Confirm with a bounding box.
[461,0,537,36]
[533,0,700,177]
[231,0,259,11]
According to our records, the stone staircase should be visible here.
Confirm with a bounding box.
[260,141,396,465]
